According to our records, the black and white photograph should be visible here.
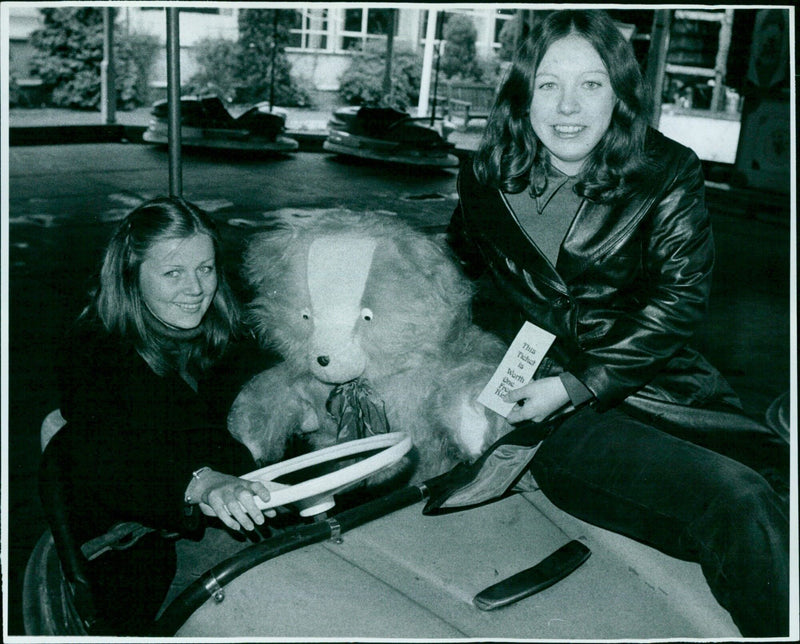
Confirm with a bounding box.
[2,2,796,640]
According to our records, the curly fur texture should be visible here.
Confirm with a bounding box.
[229,210,512,483]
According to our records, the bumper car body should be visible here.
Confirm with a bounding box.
[142,95,299,152]
[323,106,459,168]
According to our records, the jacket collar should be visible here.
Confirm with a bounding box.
[459,162,660,284]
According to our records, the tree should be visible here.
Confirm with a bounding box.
[29,7,158,110]
[234,9,308,105]
[30,7,104,109]
[186,9,309,106]
[440,13,482,81]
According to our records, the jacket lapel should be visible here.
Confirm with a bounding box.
[557,186,661,283]
[459,166,567,294]
[459,164,660,286]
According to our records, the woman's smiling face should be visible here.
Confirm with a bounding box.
[139,233,217,329]
[530,33,616,176]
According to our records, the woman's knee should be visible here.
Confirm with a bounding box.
[712,464,785,519]
[685,464,788,559]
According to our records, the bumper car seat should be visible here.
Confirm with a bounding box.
[25,414,104,634]
[25,411,173,635]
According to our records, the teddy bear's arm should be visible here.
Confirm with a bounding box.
[428,359,513,461]
[227,364,328,465]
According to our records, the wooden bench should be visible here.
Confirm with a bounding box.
[443,81,496,129]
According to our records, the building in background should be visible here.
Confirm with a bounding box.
[284,6,514,91]
[8,4,789,172]
[7,5,513,94]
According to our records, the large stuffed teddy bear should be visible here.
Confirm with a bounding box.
[228,210,512,484]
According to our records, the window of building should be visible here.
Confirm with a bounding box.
[340,8,396,51]
[493,8,516,49]
[140,7,219,14]
[288,7,329,50]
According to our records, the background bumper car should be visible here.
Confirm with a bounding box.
[323,106,459,168]
[143,94,299,153]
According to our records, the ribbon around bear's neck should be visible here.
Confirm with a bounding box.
[326,379,390,442]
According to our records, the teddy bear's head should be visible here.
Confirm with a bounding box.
[243,210,476,384]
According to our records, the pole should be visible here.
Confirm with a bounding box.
[430,17,443,127]
[382,10,395,103]
[645,10,672,129]
[513,10,525,52]
[100,7,116,124]
[269,10,278,111]
[416,9,437,118]
[166,7,182,197]
[711,9,733,111]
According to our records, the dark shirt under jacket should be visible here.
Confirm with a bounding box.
[55,317,269,539]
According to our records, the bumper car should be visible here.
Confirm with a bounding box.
[323,106,459,168]
[142,94,299,153]
[23,414,743,639]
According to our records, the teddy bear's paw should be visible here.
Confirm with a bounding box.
[364,453,417,489]
[227,415,283,464]
[228,367,336,461]
[450,395,494,458]
[299,404,323,434]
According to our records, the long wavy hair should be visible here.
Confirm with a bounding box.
[474,10,654,202]
[82,196,240,375]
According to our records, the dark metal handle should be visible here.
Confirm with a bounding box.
[473,539,591,611]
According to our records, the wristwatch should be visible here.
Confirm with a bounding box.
[185,466,212,504]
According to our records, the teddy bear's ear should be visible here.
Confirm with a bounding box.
[242,224,302,290]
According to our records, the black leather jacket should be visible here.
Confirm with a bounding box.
[449,129,744,419]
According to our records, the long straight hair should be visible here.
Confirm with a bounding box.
[474,10,654,202]
[84,196,240,375]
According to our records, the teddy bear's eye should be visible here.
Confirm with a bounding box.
[301,308,311,321]
[361,308,373,322]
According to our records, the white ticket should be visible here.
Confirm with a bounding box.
[477,321,556,417]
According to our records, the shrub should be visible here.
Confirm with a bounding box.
[185,9,310,107]
[115,32,160,109]
[184,37,240,100]
[497,15,521,62]
[474,55,504,88]
[9,76,22,107]
[338,41,423,110]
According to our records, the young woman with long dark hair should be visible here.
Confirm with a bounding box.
[448,10,789,637]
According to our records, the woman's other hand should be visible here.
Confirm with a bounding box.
[192,470,274,531]
[504,376,570,424]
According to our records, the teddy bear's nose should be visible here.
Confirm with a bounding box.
[317,355,330,367]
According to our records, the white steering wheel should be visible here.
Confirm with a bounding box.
[239,432,412,516]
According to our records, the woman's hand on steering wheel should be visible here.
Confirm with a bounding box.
[195,470,274,532]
